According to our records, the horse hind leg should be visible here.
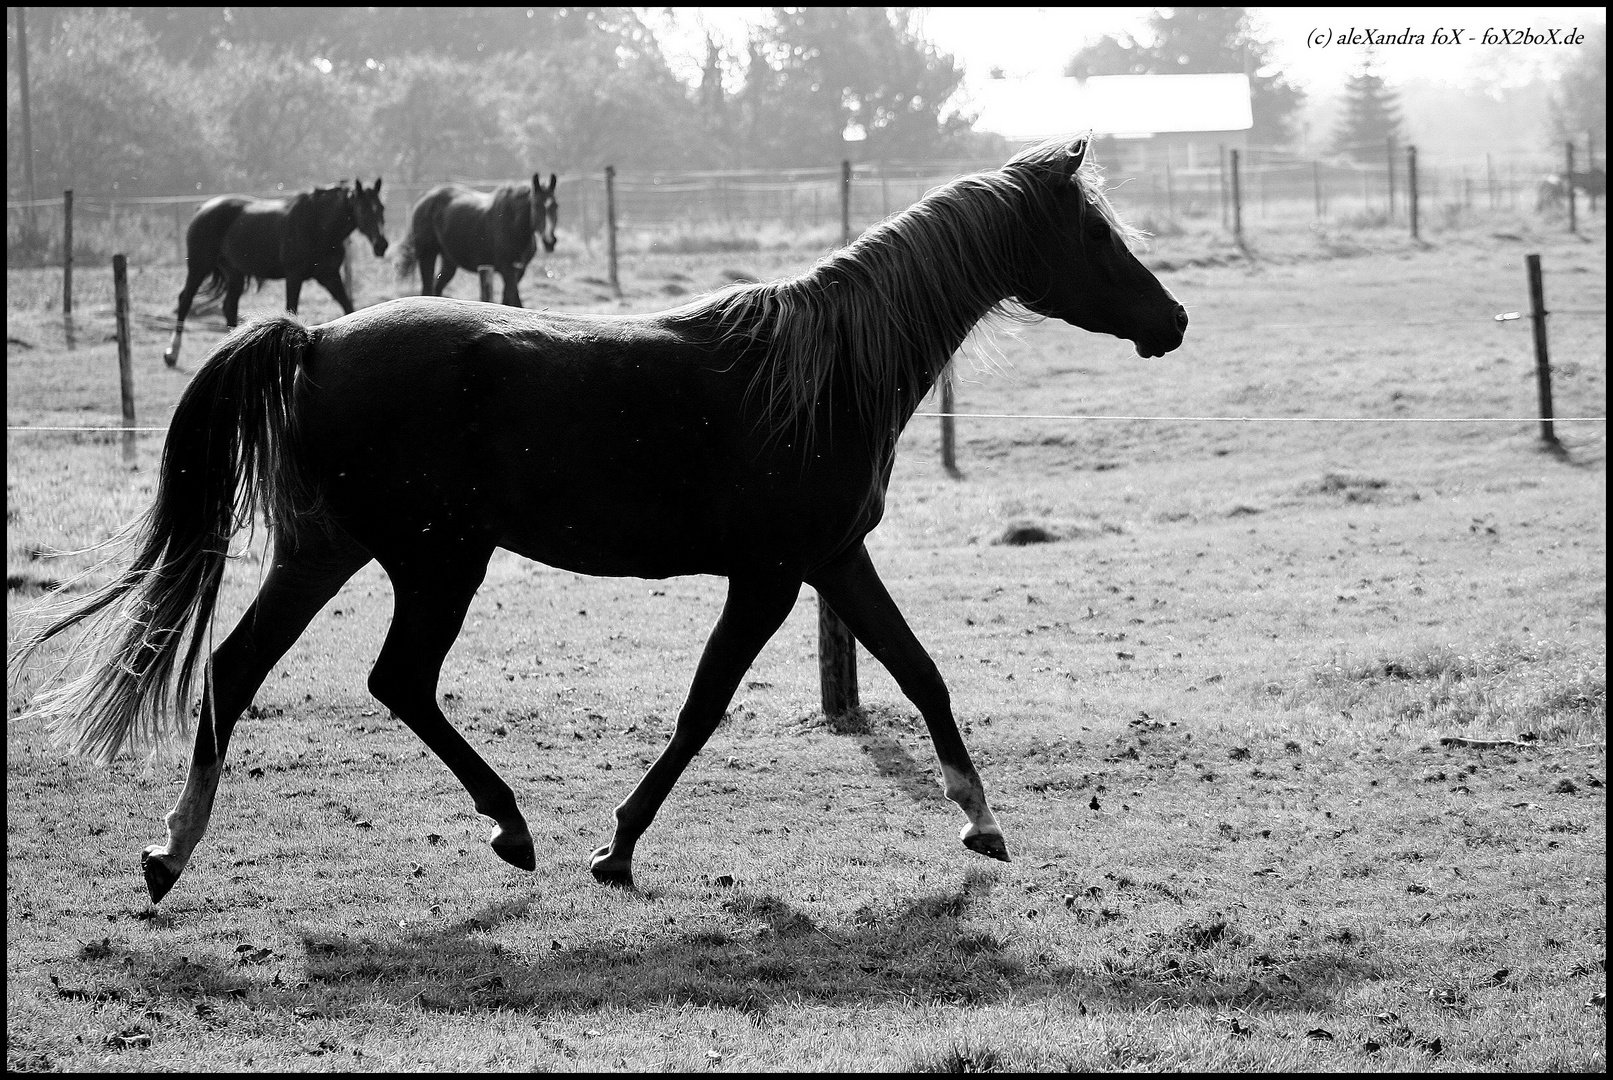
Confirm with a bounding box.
[222,270,247,329]
[366,549,534,871]
[431,259,458,297]
[142,532,371,902]
[163,266,210,368]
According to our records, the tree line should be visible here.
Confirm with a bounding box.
[6,6,1009,199]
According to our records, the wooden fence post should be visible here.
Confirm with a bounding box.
[112,254,137,466]
[604,165,621,298]
[1526,253,1558,448]
[819,156,860,718]
[1218,143,1227,229]
[1386,135,1397,218]
[1229,149,1243,246]
[62,189,73,315]
[479,266,495,302]
[940,362,958,477]
[841,160,852,246]
[1407,145,1419,240]
[1565,142,1577,233]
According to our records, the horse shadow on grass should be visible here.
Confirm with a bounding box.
[98,868,1387,1025]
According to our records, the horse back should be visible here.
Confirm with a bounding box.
[298,297,884,578]
[215,198,292,279]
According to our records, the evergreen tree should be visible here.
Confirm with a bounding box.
[1330,47,1404,162]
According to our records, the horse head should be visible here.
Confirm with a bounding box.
[1009,135,1187,359]
[530,172,559,254]
[350,178,389,258]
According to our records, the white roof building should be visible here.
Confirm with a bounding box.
[971,73,1252,166]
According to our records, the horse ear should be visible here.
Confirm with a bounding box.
[1064,133,1091,178]
[532,172,543,195]
[374,177,382,193]
[355,177,363,193]
[548,173,557,193]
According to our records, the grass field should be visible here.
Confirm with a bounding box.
[6,210,1606,1071]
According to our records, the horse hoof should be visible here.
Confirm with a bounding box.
[490,828,536,872]
[141,847,181,903]
[962,831,1010,863]
[588,846,635,890]
[162,352,177,368]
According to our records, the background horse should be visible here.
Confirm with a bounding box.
[398,172,558,306]
[1535,168,1606,211]
[14,137,1186,903]
[163,179,389,367]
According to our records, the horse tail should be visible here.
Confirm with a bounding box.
[396,228,417,279]
[10,315,323,763]
[185,200,249,305]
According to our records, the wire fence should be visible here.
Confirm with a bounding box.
[6,146,1597,268]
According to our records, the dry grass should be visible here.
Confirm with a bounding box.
[6,216,1605,1071]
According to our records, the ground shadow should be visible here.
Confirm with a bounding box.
[92,872,1385,1024]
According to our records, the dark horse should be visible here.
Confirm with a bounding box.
[14,137,1186,903]
[398,173,558,306]
[163,179,389,367]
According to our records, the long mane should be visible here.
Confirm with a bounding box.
[668,137,1139,447]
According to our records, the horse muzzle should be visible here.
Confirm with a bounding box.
[1135,304,1188,358]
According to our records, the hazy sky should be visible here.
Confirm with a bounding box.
[651,6,1605,103]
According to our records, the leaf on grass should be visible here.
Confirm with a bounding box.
[715,874,735,888]
[106,1027,151,1050]
[1488,968,1509,986]
[1406,883,1430,894]
[1416,1036,1443,1056]
[1214,1015,1250,1038]
[1088,796,1101,810]
[1305,1027,1335,1040]
[1588,991,1606,1010]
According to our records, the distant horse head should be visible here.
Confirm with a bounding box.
[350,177,389,257]
[1005,135,1186,357]
[531,172,559,253]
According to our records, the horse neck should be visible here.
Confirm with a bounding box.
[803,222,1012,431]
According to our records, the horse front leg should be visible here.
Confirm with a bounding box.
[807,544,1009,862]
[143,535,370,901]
[500,265,523,308]
[590,574,801,888]
[163,267,208,368]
